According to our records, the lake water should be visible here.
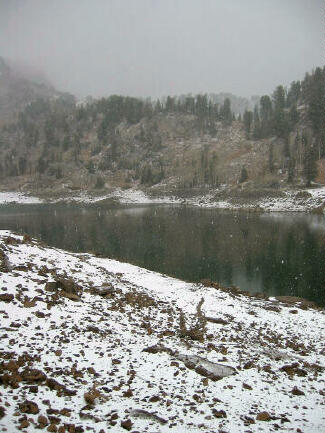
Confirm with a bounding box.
[0,204,324,305]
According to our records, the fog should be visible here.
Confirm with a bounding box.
[0,0,323,98]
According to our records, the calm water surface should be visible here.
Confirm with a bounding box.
[0,204,324,305]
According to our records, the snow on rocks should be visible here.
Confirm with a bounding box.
[185,188,325,213]
[107,188,180,204]
[1,186,324,212]
[0,230,325,432]
[0,192,43,205]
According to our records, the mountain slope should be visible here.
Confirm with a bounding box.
[0,56,72,125]
[0,59,324,198]
[0,231,324,432]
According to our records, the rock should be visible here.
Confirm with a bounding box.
[22,234,32,243]
[38,415,49,426]
[177,353,236,380]
[291,386,305,396]
[45,282,58,292]
[29,385,38,393]
[256,411,271,421]
[19,400,39,414]
[92,284,114,296]
[206,317,229,325]
[121,419,133,431]
[241,415,255,425]
[57,278,81,295]
[280,363,307,377]
[0,293,14,302]
[144,345,236,380]
[263,305,281,313]
[275,296,317,308]
[23,299,36,308]
[0,406,5,419]
[86,325,100,333]
[21,368,46,383]
[143,345,164,354]
[131,409,168,425]
[48,415,61,424]
[47,378,63,391]
[243,361,254,369]
[212,409,227,418]
[35,311,46,318]
[46,378,77,396]
[0,249,11,272]
[84,392,96,405]
[19,419,30,429]
[60,408,71,417]
[61,291,81,301]
[149,395,160,402]
[4,236,20,245]
[123,389,133,397]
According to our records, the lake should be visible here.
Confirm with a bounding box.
[0,203,324,305]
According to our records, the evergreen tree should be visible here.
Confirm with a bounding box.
[253,105,261,139]
[239,167,248,183]
[243,110,253,137]
[286,80,301,107]
[272,85,289,138]
[166,96,175,112]
[289,104,299,127]
[259,95,273,138]
[220,98,232,125]
[306,67,324,142]
[303,142,317,186]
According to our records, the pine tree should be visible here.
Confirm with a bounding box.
[239,167,248,183]
[272,85,289,138]
[259,95,272,138]
[253,105,261,139]
[220,98,232,125]
[243,110,253,137]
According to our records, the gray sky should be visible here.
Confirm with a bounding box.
[0,0,323,98]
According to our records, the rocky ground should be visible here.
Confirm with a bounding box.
[0,230,324,433]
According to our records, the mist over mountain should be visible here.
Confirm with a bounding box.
[0,0,322,98]
[0,56,71,124]
[0,55,323,200]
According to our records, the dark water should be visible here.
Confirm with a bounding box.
[0,204,324,305]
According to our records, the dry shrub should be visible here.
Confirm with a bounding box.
[123,290,157,309]
[179,298,207,342]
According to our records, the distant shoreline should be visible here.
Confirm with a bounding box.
[0,185,325,214]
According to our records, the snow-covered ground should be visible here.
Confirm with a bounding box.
[0,192,43,204]
[0,230,324,432]
[185,187,325,212]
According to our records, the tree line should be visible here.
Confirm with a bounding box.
[242,66,324,185]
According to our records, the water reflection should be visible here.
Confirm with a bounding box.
[0,204,324,305]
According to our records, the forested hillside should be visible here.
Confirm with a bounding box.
[0,58,324,196]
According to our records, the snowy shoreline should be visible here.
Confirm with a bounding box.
[0,186,325,213]
[0,230,324,432]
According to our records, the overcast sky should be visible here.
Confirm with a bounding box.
[0,0,323,98]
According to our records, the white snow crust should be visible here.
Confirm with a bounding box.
[0,230,324,432]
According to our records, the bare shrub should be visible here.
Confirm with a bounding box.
[179,297,207,342]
